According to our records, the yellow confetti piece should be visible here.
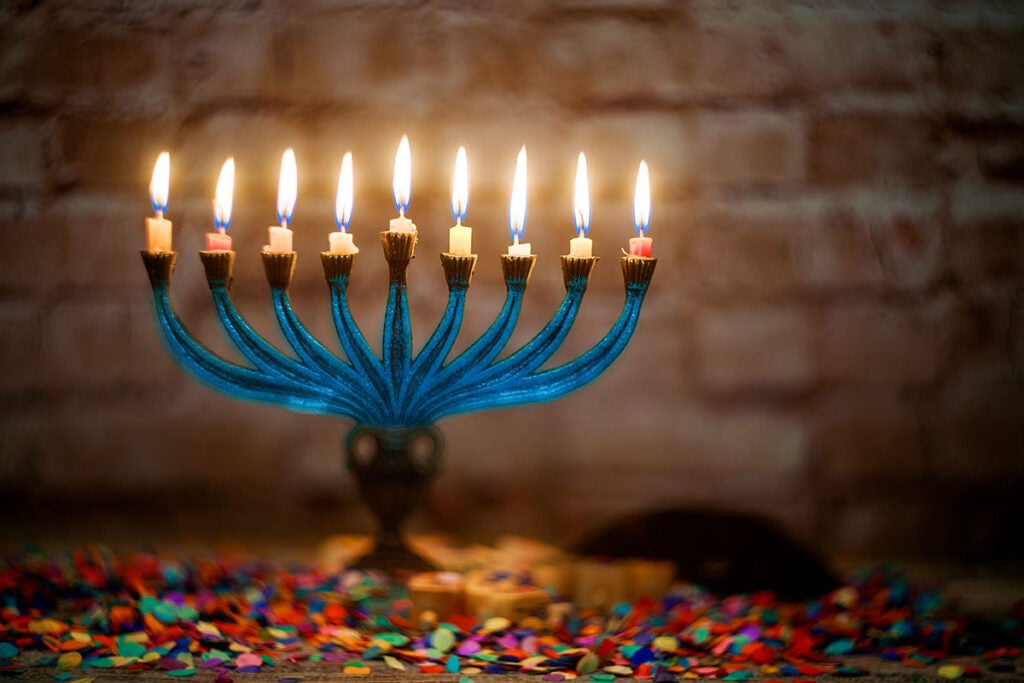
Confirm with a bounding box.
[760,665,781,675]
[29,618,66,635]
[122,631,149,643]
[384,655,405,671]
[197,621,222,637]
[108,656,135,668]
[938,665,964,680]
[653,636,680,652]
[141,652,161,663]
[69,631,92,643]
[229,643,252,653]
[483,617,511,632]
[57,652,83,670]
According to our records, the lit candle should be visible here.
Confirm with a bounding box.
[507,146,530,256]
[145,152,172,252]
[569,152,592,257]
[266,149,296,253]
[448,146,472,255]
[629,160,652,257]
[389,135,417,233]
[329,152,359,255]
[206,158,234,251]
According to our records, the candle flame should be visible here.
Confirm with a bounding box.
[277,148,297,226]
[633,160,651,235]
[393,135,411,215]
[451,146,469,223]
[336,152,354,231]
[150,152,169,214]
[573,151,590,237]
[509,146,527,241]
[213,157,235,231]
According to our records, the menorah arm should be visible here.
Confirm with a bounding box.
[431,257,656,420]
[414,256,594,422]
[201,253,333,388]
[407,255,535,419]
[260,252,388,422]
[398,254,476,420]
[322,253,393,417]
[142,253,353,418]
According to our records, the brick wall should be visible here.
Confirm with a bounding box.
[1,0,1022,561]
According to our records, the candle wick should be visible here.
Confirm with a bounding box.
[218,227,226,235]
[399,207,405,219]
[156,209,163,219]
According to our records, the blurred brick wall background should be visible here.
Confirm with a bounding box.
[0,0,1022,562]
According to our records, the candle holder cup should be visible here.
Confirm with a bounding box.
[141,231,656,572]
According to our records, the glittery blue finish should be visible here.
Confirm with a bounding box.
[143,241,655,430]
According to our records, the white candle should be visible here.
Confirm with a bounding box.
[266,149,296,253]
[390,135,417,232]
[507,146,531,256]
[145,152,172,252]
[330,152,359,255]
[206,158,234,251]
[448,146,472,255]
[629,160,652,257]
[568,152,592,258]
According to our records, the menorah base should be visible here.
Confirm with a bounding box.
[349,538,435,573]
[345,424,444,574]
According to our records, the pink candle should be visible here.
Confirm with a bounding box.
[266,149,297,253]
[205,228,232,251]
[630,160,652,258]
[629,236,652,257]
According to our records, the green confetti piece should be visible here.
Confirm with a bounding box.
[577,653,599,675]
[0,643,17,659]
[152,603,177,624]
[118,642,146,659]
[167,668,197,677]
[460,678,475,683]
[378,633,409,647]
[54,673,73,681]
[447,655,460,674]
[432,628,456,653]
[87,658,116,669]
[723,671,753,681]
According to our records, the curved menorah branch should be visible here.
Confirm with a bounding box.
[407,255,535,419]
[141,251,354,419]
[398,254,476,421]
[413,256,596,423]
[381,232,417,417]
[323,253,392,419]
[261,252,387,423]
[429,257,656,420]
[201,252,346,396]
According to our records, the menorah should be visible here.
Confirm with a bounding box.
[139,143,657,571]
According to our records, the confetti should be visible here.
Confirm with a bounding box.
[0,548,1016,683]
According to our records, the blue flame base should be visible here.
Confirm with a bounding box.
[141,233,656,570]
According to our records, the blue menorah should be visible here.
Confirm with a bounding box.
[141,232,656,570]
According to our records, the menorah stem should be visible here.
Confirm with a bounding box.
[381,232,417,419]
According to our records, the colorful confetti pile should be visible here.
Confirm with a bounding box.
[0,548,1021,681]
